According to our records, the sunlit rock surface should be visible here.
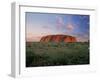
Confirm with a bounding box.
[40,34,77,43]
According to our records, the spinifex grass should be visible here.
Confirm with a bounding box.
[26,42,89,67]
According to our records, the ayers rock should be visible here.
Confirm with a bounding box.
[40,34,77,43]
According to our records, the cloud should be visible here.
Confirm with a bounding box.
[42,25,51,29]
[77,37,89,42]
[73,33,89,42]
[26,32,42,42]
[27,36,41,42]
[56,16,64,29]
[57,17,64,25]
[66,23,74,32]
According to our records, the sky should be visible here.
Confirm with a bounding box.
[26,12,89,42]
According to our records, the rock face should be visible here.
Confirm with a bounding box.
[40,34,77,43]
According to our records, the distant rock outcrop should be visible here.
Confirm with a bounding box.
[40,34,77,43]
